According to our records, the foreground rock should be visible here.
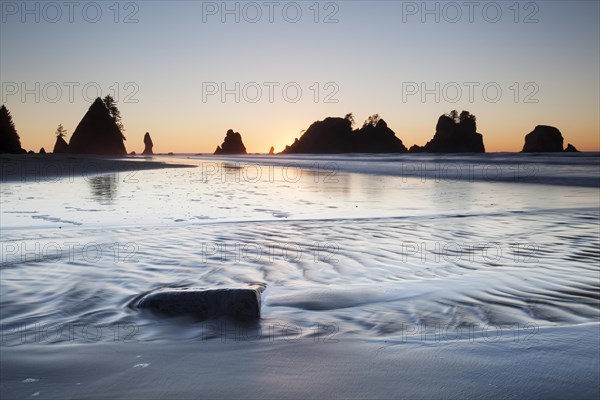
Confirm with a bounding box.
[0,105,25,154]
[522,125,567,152]
[282,115,407,154]
[214,129,247,155]
[68,98,127,155]
[142,132,154,155]
[411,110,485,153]
[132,286,264,319]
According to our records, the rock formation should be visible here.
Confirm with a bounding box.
[282,117,354,153]
[0,105,25,154]
[142,132,154,155]
[214,129,247,155]
[52,136,69,153]
[281,115,407,154]
[39,147,46,154]
[68,98,127,155]
[132,286,264,320]
[564,143,579,152]
[521,125,565,152]
[269,146,275,155]
[355,118,408,153]
[410,110,485,153]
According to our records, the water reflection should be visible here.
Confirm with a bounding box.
[88,174,118,204]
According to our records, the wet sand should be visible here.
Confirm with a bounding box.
[1,324,598,399]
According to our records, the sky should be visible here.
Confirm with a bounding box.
[1,0,599,153]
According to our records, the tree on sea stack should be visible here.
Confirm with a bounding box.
[68,98,127,155]
[55,124,67,139]
[52,124,70,153]
[103,95,126,139]
[0,105,25,154]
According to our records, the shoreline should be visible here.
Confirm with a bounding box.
[0,154,196,182]
[2,152,599,187]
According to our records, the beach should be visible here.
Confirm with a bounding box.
[1,153,599,399]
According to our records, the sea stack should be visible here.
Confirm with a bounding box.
[522,126,565,152]
[53,136,69,153]
[564,143,580,153]
[68,98,127,155]
[281,115,407,154]
[410,110,485,153]
[354,118,408,153]
[142,132,154,155]
[214,129,247,155]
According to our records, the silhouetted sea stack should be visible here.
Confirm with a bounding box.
[214,129,247,155]
[68,98,127,155]
[142,132,154,155]
[0,105,25,154]
[282,117,353,153]
[355,118,408,153]
[522,125,565,152]
[269,146,275,155]
[281,115,407,154]
[39,147,46,154]
[410,110,485,153]
[52,136,69,153]
[564,143,579,153]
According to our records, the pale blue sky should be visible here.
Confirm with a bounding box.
[1,0,599,152]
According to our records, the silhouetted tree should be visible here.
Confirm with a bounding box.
[0,104,24,153]
[446,110,460,123]
[103,95,126,139]
[459,110,476,123]
[363,114,380,128]
[344,113,355,127]
[55,124,67,138]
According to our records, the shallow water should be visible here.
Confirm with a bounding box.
[1,154,599,346]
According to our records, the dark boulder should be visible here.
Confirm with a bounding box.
[39,147,46,154]
[214,129,247,155]
[522,125,564,152]
[412,111,485,153]
[68,98,127,155]
[269,146,275,155]
[132,286,264,320]
[142,132,154,155]
[52,136,69,153]
[0,105,25,154]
